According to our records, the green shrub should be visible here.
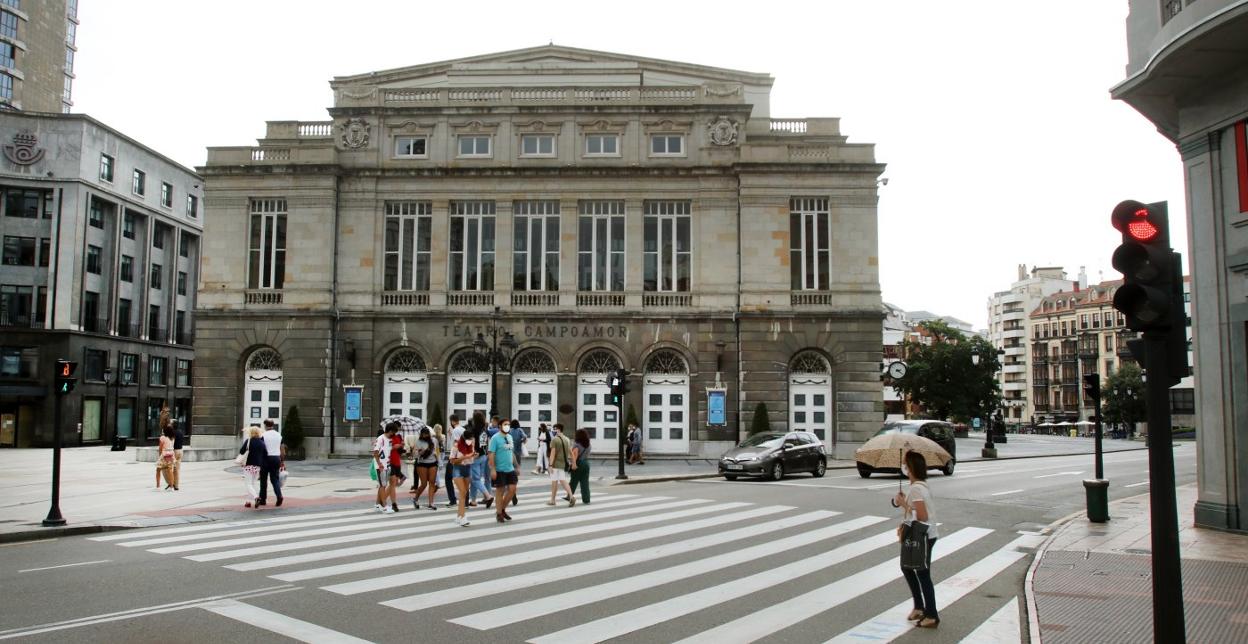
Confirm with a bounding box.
[283,405,305,451]
[750,402,771,435]
[430,402,444,430]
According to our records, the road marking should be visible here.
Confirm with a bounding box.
[1032,471,1082,479]
[991,489,1024,496]
[317,501,755,592]
[90,507,376,541]
[0,539,57,547]
[386,507,833,613]
[1124,481,1149,488]
[826,535,1030,643]
[201,599,370,644]
[454,513,884,630]
[244,496,680,575]
[663,527,993,644]
[19,559,111,573]
[960,597,1022,643]
[0,585,298,640]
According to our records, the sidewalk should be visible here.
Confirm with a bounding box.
[1028,483,1248,643]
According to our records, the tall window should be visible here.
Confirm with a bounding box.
[186,194,198,218]
[0,11,15,39]
[86,245,101,274]
[132,169,145,195]
[179,234,190,258]
[513,200,560,291]
[149,356,166,387]
[117,299,131,336]
[248,198,287,289]
[160,182,172,208]
[0,72,10,101]
[578,201,625,291]
[38,238,48,267]
[0,42,14,68]
[88,200,103,228]
[449,201,495,291]
[643,201,691,292]
[789,197,830,291]
[120,353,137,384]
[82,291,99,332]
[176,359,192,387]
[123,211,136,239]
[150,263,162,290]
[383,201,432,291]
[148,304,161,337]
[120,255,133,282]
[99,154,114,183]
[177,271,187,296]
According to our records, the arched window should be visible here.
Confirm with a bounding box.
[579,349,620,374]
[513,350,556,374]
[386,349,426,373]
[246,348,282,371]
[645,350,688,374]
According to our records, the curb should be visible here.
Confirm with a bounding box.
[1023,488,1154,644]
[613,473,722,485]
[0,523,137,545]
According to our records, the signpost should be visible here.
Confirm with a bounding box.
[343,385,363,423]
[707,388,727,427]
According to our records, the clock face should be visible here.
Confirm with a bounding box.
[887,361,908,379]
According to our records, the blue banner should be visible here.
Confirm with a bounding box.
[708,389,726,426]
[344,386,363,422]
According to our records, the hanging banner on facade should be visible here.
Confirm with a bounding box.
[707,388,727,426]
[344,386,363,422]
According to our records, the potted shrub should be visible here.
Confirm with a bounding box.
[283,405,306,460]
[750,402,771,436]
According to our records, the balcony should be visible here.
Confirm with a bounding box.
[245,290,283,305]
[1060,353,1077,363]
[382,292,430,307]
[174,330,194,346]
[82,317,109,334]
[447,292,495,307]
[116,322,140,339]
[0,315,44,329]
[577,292,625,308]
[511,292,559,307]
[149,327,167,343]
[644,293,693,308]
[791,292,834,307]
[1032,377,1049,386]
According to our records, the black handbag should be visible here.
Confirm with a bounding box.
[900,521,931,570]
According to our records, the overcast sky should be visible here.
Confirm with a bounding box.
[74,0,1185,329]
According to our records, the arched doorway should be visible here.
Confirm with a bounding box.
[643,349,690,454]
[790,351,832,445]
[577,349,621,452]
[383,349,428,420]
[511,349,557,432]
[447,351,491,424]
[243,348,282,429]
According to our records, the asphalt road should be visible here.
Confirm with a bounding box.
[0,443,1196,643]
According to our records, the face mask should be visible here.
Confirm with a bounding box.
[501,425,510,433]
[901,464,910,477]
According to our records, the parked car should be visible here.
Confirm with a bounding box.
[857,420,957,477]
[719,431,827,480]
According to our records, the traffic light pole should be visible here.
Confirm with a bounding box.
[1093,393,1104,480]
[41,395,66,527]
[1144,332,1185,643]
[615,400,627,480]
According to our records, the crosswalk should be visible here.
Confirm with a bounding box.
[89,490,1037,642]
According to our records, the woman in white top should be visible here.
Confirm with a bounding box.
[533,423,550,475]
[894,450,940,629]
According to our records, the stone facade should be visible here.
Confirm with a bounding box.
[1,0,77,113]
[196,46,884,458]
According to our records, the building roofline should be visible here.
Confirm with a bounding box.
[6,111,203,179]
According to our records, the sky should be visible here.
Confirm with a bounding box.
[74,0,1186,330]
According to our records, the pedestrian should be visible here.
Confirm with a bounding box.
[168,419,186,490]
[534,423,550,475]
[547,423,575,506]
[489,419,519,522]
[894,450,940,629]
[569,428,592,505]
[509,418,527,507]
[155,425,177,490]
[443,416,463,508]
[373,423,396,513]
[469,413,495,509]
[239,425,267,508]
[392,422,409,490]
[629,423,644,464]
[257,419,285,508]
[449,417,476,527]
[411,425,440,510]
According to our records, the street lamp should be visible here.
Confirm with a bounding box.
[103,366,117,451]
[473,306,518,420]
[971,347,1005,458]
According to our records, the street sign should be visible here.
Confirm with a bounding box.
[707,388,727,426]
[972,417,981,429]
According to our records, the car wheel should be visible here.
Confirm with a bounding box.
[942,460,955,476]
[724,474,738,481]
[812,458,826,477]
[857,463,871,478]
[770,461,784,481]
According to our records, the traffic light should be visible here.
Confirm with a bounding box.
[608,368,630,407]
[1111,200,1176,332]
[54,359,78,395]
[1082,373,1101,402]
[618,368,631,396]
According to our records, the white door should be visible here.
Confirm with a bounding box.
[244,369,283,430]
[644,376,689,454]
[512,376,557,430]
[447,377,490,425]
[383,375,428,420]
[790,377,832,445]
[577,375,618,453]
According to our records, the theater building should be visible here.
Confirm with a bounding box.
[194,46,884,458]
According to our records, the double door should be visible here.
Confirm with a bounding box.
[447,377,490,425]
[643,377,689,454]
[512,376,557,431]
[577,376,618,453]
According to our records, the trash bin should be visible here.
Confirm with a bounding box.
[1070,428,1078,438]
[111,434,127,451]
[1084,478,1110,523]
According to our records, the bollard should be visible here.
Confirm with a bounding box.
[1084,478,1110,523]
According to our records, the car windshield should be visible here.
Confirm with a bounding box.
[874,422,921,437]
[739,433,785,448]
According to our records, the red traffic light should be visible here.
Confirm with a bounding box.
[56,360,78,377]
[1111,200,1167,244]
[1126,208,1159,241]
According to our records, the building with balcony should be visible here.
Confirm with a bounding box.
[0,0,78,113]
[0,111,203,447]
[986,265,1078,424]
[1113,0,1248,531]
[194,46,885,458]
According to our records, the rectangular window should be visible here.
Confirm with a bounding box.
[643,201,692,292]
[520,134,555,157]
[513,200,560,291]
[86,245,102,274]
[0,72,10,101]
[650,134,684,156]
[186,194,198,218]
[174,310,186,344]
[177,271,187,296]
[99,154,114,183]
[152,225,164,249]
[62,74,71,104]
[160,182,172,208]
[123,211,136,239]
[2,235,33,266]
[148,304,161,339]
[84,349,106,381]
[789,197,830,291]
[176,359,192,387]
[120,255,133,282]
[383,201,432,291]
[150,263,162,290]
[38,238,48,267]
[457,135,491,157]
[82,291,99,332]
[0,42,14,68]
[179,234,190,258]
[88,199,103,228]
[132,169,145,195]
[0,11,16,39]
[394,136,427,158]
[149,356,166,387]
[120,353,138,385]
[1104,334,1114,352]
[448,201,495,291]
[248,199,287,289]
[65,18,75,46]
[577,200,626,291]
[64,47,73,74]
[0,346,38,378]
[117,298,131,336]
[0,285,32,328]
[585,134,619,156]
[4,189,40,218]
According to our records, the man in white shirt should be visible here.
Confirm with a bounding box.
[257,419,284,507]
[373,424,394,512]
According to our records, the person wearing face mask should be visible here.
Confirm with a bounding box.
[488,419,518,523]
[894,450,940,629]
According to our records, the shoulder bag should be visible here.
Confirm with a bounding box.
[234,440,248,466]
[900,521,931,570]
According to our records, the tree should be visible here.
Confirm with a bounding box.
[750,402,772,435]
[283,405,305,454]
[890,320,1002,423]
[1102,362,1145,433]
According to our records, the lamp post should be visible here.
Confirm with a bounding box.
[473,306,518,420]
[972,347,1004,458]
[103,366,115,451]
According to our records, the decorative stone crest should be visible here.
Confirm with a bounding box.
[707,116,739,147]
[4,132,45,165]
[340,118,371,149]
[704,83,741,98]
